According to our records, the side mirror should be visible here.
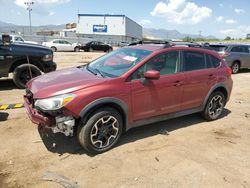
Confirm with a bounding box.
[144,70,160,80]
[2,34,11,46]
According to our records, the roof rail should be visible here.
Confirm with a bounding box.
[129,40,172,48]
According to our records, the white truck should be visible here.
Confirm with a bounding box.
[9,35,38,45]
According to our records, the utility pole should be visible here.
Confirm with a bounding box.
[199,30,202,38]
[24,1,34,35]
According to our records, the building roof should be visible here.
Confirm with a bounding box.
[78,14,126,17]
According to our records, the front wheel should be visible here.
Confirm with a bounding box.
[77,107,123,154]
[201,91,226,121]
[231,62,240,74]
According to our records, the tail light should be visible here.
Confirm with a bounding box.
[219,52,230,59]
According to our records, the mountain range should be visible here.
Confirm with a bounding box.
[0,20,216,39]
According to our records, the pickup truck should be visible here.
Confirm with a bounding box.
[0,34,57,89]
[9,34,38,45]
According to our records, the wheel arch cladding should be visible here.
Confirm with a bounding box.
[79,97,129,133]
[10,59,43,73]
[203,84,229,109]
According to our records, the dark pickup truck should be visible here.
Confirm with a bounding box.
[0,34,57,88]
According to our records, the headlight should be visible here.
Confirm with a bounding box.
[42,54,53,62]
[35,94,75,111]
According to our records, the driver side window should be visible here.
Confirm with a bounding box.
[131,51,179,80]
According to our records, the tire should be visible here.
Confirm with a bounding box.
[74,47,80,52]
[51,47,57,52]
[108,48,113,53]
[89,47,93,52]
[77,107,123,154]
[231,62,240,74]
[13,64,42,89]
[201,91,226,121]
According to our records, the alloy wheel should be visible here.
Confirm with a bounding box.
[208,95,224,119]
[90,115,119,149]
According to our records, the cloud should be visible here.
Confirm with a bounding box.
[15,0,70,8]
[139,19,152,26]
[220,29,236,35]
[216,16,224,22]
[234,8,245,14]
[219,3,223,7]
[225,19,237,24]
[49,11,55,16]
[150,0,212,25]
[220,25,250,37]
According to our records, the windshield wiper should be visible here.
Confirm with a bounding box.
[94,68,105,78]
[86,64,97,75]
[86,64,105,78]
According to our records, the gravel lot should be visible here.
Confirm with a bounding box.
[0,52,250,188]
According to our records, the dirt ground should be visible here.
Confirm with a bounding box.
[0,52,250,188]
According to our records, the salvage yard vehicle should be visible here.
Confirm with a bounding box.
[81,41,113,52]
[0,34,57,89]
[24,42,233,154]
[9,34,38,45]
[42,39,81,52]
[210,44,250,74]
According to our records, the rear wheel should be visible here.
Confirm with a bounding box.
[74,47,80,52]
[201,91,226,121]
[77,107,123,154]
[51,47,57,52]
[231,62,240,74]
[13,64,42,89]
[89,47,93,52]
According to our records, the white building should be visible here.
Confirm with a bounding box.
[77,14,142,45]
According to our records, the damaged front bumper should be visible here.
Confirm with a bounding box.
[24,95,76,136]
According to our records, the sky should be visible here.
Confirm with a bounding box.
[0,0,249,38]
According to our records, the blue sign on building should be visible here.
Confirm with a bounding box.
[93,25,108,33]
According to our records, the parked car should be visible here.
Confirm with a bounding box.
[24,43,233,154]
[9,34,38,45]
[81,41,112,52]
[0,34,56,88]
[210,44,250,74]
[42,39,81,52]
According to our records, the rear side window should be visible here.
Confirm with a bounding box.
[210,45,228,52]
[206,54,221,68]
[183,51,206,71]
[231,46,249,53]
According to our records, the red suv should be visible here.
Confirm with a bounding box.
[24,44,233,154]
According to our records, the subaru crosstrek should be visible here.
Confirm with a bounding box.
[24,44,233,154]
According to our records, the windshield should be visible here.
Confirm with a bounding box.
[210,45,228,52]
[87,48,152,78]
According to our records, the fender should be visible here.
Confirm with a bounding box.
[202,83,229,109]
[79,97,129,131]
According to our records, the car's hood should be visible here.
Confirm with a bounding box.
[27,67,106,99]
[9,42,52,56]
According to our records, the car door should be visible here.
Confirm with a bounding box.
[0,44,13,77]
[230,46,249,68]
[98,42,105,51]
[63,40,74,51]
[91,42,98,50]
[53,40,61,51]
[247,46,250,67]
[130,51,184,121]
[181,50,218,110]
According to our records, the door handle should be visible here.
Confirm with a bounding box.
[173,80,183,87]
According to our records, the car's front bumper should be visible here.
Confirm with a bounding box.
[43,61,57,73]
[24,95,52,126]
[24,94,76,136]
